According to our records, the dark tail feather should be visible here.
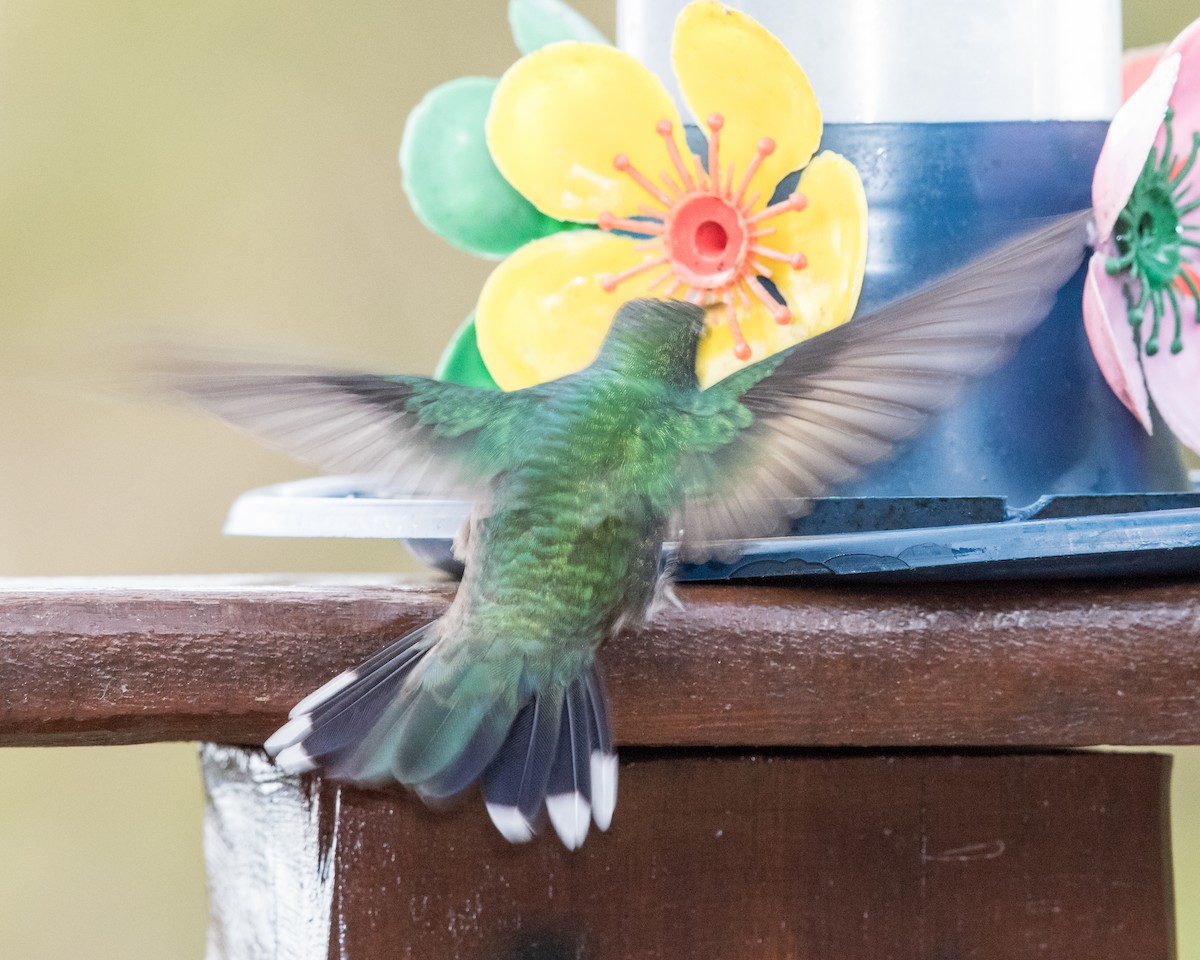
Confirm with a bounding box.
[545,679,594,849]
[483,664,616,848]
[482,693,564,843]
[584,669,618,831]
[264,622,438,776]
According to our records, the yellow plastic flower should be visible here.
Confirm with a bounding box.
[477,0,868,389]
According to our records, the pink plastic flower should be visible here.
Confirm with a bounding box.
[1084,18,1200,454]
[1123,44,1168,102]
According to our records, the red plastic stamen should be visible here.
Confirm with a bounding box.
[746,274,792,325]
[656,118,696,192]
[754,246,808,270]
[706,114,724,192]
[600,255,670,293]
[725,295,752,360]
[613,153,671,207]
[647,265,677,290]
[734,137,776,206]
[597,211,665,235]
[748,191,807,225]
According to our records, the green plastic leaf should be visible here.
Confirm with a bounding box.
[434,313,500,390]
[400,76,572,259]
[508,0,609,54]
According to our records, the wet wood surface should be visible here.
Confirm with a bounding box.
[2,574,1200,748]
[203,745,1175,960]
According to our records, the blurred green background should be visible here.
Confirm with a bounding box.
[0,1,1197,956]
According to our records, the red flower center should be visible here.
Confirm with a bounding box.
[598,114,808,361]
[666,194,746,287]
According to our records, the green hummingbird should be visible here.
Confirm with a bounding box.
[170,213,1088,848]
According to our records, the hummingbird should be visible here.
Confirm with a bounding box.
[168,213,1088,849]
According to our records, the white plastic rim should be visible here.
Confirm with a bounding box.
[224,476,471,540]
[617,0,1123,123]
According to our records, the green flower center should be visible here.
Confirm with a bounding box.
[1106,108,1200,356]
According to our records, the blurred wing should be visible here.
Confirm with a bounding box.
[674,212,1091,557]
[162,359,544,497]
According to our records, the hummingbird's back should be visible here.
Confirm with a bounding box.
[453,370,682,683]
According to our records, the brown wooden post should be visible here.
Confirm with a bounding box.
[2,575,1197,958]
[203,746,1174,960]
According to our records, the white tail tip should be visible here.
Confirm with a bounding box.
[274,742,318,774]
[547,792,591,850]
[290,669,358,716]
[486,803,534,843]
[263,715,313,757]
[590,752,618,831]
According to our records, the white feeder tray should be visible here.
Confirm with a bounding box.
[224,476,470,541]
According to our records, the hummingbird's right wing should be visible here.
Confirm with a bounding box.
[160,360,547,497]
[673,211,1092,559]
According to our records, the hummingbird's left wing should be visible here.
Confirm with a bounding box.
[673,212,1091,558]
[161,360,546,497]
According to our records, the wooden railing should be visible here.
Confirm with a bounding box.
[2,574,1196,958]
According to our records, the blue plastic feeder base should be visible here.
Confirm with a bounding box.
[221,477,1200,582]
[814,121,1188,500]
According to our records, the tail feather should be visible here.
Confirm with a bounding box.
[297,621,436,717]
[316,652,429,776]
[584,670,618,832]
[265,626,619,849]
[265,623,436,775]
[483,694,563,842]
[546,680,594,850]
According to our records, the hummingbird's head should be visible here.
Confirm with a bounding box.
[595,298,706,386]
